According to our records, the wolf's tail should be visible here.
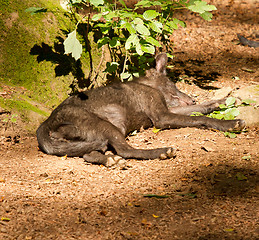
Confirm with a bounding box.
[36,122,107,157]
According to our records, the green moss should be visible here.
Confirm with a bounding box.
[0,97,49,117]
[0,0,73,109]
[0,0,103,132]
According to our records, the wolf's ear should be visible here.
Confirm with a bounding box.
[155,53,168,75]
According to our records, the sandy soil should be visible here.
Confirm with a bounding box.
[1,0,258,239]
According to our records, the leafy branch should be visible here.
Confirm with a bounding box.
[26,0,217,87]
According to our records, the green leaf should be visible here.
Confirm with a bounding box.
[178,20,186,28]
[25,7,47,15]
[2,118,8,123]
[200,11,213,21]
[135,0,153,8]
[188,1,217,14]
[141,43,155,54]
[132,72,140,78]
[97,36,110,48]
[125,22,136,34]
[125,34,139,50]
[64,30,82,60]
[224,132,237,138]
[223,108,239,120]
[104,11,116,21]
[143,10,159,20]
[143,194,169,198]
[118,0,127,8]
[242,155,251,160]
[149,21,163,33]
[133,18,144,25]
[167,53,174,59]
[136,42,144,55]
[105,62,119,74]
[236,172,247,181]
[191,112,203,116]
[219,104,226,109]
[167,20,178,30]
[209,112,224,119]
[11,115,17,123]
[92,13,102,21]
[109,37,120,48]
[242,99,256,105]
[225,97,236,107]
[136,24,150,36]
[224,228,234,232]
[90,0,104,7]
[145,36,161,47]
[120,72,132,80]
[166,18,185,30]
[136,0,161,8]
[1,217,10,222]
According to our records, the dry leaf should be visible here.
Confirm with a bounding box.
[236,172,247,181]
[224,228,234,232]
[1,217,10,222]
[201,146,214,152]
[98,210,107,216]
[141,218,152,227]
[61,155,68,160]
[152,127,161,133]
[0,178,5,183]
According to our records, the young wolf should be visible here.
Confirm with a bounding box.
[37,53,245,166]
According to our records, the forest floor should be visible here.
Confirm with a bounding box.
[0,0,258,239]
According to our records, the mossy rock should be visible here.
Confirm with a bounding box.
[233,85,259,126]
[0,0,102,134]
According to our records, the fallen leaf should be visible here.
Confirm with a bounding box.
[130,130,138,136]
[242,155,251,161]
[180,178,188,181]
[205,163,213,167]
[236,172,247,181]
[0,178,5,183]
[141,218,152,226]
[232,76,240,80]
[224,228,234,232]
[98,210,107,216]
[178,192,197,198]
[152,127,161,133]
[201,146,214,152]
[1,217,10,222]
[224,132,237,138]
[143,194,169,198]
[61,155,67,160]
[121,232,138,237]
[152,214,159,218]
[241,67,255,73]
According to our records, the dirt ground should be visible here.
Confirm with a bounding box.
[1,0,259,239]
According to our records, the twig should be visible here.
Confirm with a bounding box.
[93,45,106,86]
